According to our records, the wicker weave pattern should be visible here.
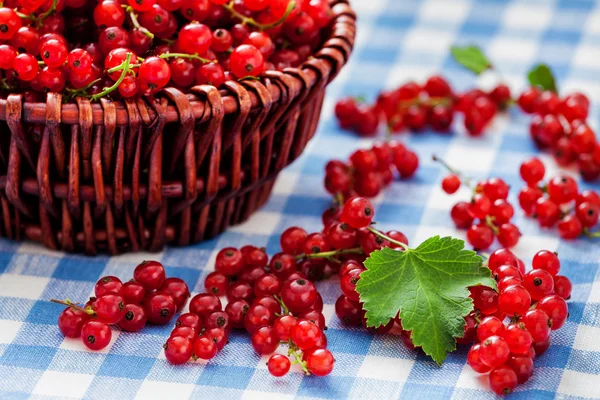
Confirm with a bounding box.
[0,1,355,254]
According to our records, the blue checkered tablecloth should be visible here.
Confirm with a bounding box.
[2,0,600,398]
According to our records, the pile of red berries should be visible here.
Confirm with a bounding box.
[334,75,510,137]
[467,248,571,395]
[56,261,190,350]
[165,244,334,376]
[518,89,598,180]
[0,0,332,99]
[434,155,521,250]
[324,141,419,201]
[518,157,600,239]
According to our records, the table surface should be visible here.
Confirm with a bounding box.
[2,0,600,399]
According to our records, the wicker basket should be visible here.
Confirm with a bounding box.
[0,1,356,255]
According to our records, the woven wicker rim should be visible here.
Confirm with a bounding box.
[0,1,356,126]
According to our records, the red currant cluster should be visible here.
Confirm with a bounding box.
[434,155,521,250]
[56,261,189,351]
[466,248,571,395]
[518,89,599,180]
[324,141,419,201]
[163,245,334,376]
[0,0,331,99]
[518,157,600,239]
[334,75,510,137]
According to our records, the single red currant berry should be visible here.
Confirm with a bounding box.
[479,335,510,368]
[523,269,554,301]
[489,365,518,395]
[94,276,124,297]
[576,201,599,227]
[81,320,112,351]
[40,39,68,67]
[253,274,281,298]
[268,354,291,377]
[269,252,297,279]
[537,295,568,330]
[138,56,171,94]
[498,285,531,317]
[134,260,166,290]
[441,174,461,194]
[0,8,22,40]
[507,354,534,384]
[244,304,274,334]
[518,87,541,113]
[280,226,308,255]
[176,313,203,332]
[340,197,374,229]
[281,278,318,313]
[193,335,217,359]
[204,272,229,295]
[144,292,176,325]
[498,276,522,293]
[502,323,533,355]
[489,199,514,225]
[189,293,222,318]
[451,201,474,229]
[467,343,492,373]
[468,193,491,219]
[535,197,560,227]
[273,315,297,341]
[93,1,126,28]
[13,53,39,81]
[95,293,126,324]
[521,309,551,343]
[227,281,254,302]
[290,319,322,350]
[251,326,279,355]
[128,0,157,12]
[532,250,561,276]
[553,275,572,300]
[306,348,335,376]
[394,149,419,178]
[164,336,193,365]
[230,44,264,78]
[518,186,543,215]
[117,304,147,332]
[520,157,545,185]
[160,277,190,311]
[497,223,521,248]
[58,307,91,338]
[477,316,505,342]
[224,299,249,329]
[215,247,244,276]
[204,327,228,351]
[466,224,494,250]
[470,285,499,315]
[548,176,578,204]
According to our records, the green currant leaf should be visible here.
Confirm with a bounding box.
[450,45,492,75]
[527,64,558,93]
[356,236,496,365]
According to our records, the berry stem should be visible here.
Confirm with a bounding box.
[35,0,59,27]
[274,295,290,315]
[366,226,410,250]
[222,0,296,31]
[287,341,310,375]
[484,215,499,235]
[158,52,214,64]
[90,53,132,101]
[50,298,95,315]
[296,247,364,261]
[583,228,600,238]
[123,5,154,39]
[432,154,474,190]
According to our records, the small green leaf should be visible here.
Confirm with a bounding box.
[356,236,496,365]
[450,45,492,75]
[527,64,557,93]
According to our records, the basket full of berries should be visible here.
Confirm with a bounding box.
[0,0,355,254]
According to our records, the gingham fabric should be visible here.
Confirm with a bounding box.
[1,0,600,398]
